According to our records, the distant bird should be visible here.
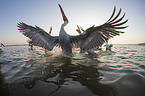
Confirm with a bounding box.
[105,41,113,51]
[0,43,5,52]
[17,4,128,57]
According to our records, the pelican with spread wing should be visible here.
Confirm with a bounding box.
[17,4,128,57]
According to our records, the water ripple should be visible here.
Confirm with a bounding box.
[0,45,145,96]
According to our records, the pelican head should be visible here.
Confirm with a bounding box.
[58,4,69,26]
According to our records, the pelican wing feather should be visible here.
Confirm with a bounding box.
[71,7,128,51]
[17,22,58,50]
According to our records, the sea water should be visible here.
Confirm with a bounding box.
[0,45,145,96]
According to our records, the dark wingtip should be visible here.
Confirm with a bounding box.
[106,6,116,23]
[113,19,128,26]
[115,26,128,29]
[111,12,126,24]
[120,32,125,33]
[108,8,122,23]
[17,22,22,27]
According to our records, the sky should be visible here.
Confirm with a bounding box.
[0,0,145,45]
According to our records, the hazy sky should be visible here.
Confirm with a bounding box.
[0,0,145,45]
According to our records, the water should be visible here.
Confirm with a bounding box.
[0,45,145,96]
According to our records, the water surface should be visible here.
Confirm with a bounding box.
[0,45,145,96]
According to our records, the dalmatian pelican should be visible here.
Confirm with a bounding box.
[0,43,5,52]
[17,4,128,57]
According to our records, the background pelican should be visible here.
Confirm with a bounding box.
[17,4,128,57]
[105,41,113,51]
[0,43,5,52]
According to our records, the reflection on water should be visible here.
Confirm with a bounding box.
[21,57,116,96]
[0,45,145,96]
[0,65,9,96]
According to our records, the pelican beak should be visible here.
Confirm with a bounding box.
[76,25,82,34]
[58,4,68,22]
[49,26,52,35]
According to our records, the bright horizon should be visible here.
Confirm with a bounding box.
[0,0,145,45]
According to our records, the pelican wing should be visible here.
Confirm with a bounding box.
[17,22,58,50]
[71,7,128,51]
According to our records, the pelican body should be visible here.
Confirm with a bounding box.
[18,4,128,57]
[59,26,72,56]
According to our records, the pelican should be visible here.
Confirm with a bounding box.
[105,41,113,51]
[17,4,128,57]
[0,43,5,52]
